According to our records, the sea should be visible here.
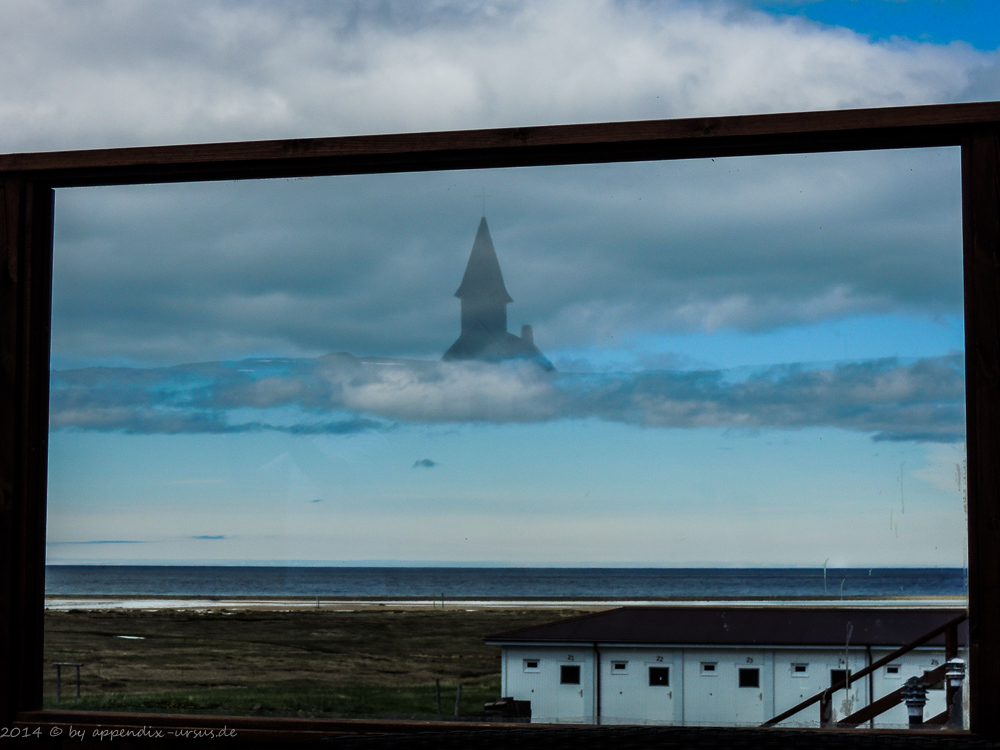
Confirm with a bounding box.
[44,566,967,601]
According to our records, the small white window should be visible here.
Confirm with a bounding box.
[885,664,901,678]
[701,662,717,675]
[523,659,540,672]
[792,663,809,677]
[611,661,628,673]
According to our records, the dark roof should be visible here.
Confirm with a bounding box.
[455,218,513,303]
[486,607,967,648]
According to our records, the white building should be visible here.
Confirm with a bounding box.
[485,607,966,727]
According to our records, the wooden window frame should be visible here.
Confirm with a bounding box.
[2,101,999,744]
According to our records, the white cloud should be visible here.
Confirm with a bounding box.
[0,0,994,153]
[48,353,966,443]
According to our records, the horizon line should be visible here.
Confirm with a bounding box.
[44,561,969,570]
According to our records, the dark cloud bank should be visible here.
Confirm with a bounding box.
[50,150,962,368]
[49,353,965,443]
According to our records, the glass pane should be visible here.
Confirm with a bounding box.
[45,148,967,727]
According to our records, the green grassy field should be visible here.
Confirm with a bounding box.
[43,606,589,719]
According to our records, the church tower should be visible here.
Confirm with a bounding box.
[455,217,512,340]
[443,218,553,369]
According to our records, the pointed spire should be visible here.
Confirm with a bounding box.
[455,217,513,303]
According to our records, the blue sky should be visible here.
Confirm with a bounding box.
[10,0,992,567]
[756,0,1000,49]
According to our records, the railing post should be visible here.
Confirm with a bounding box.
[902,677,928,728]
[946,658,966,730]
[819,690,833,728]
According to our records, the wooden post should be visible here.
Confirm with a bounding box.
[946,658,967,730]
[52,663,83,704]
[963,125,1000,740]
[946,621,960,719]
[819,691,833,728]
[454,684,462,717]
[866,646,875,730]
[945,620,959,723]
[435,679,442,718]
[946,621,958,660]
[0,175,53,726]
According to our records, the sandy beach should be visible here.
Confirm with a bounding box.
[44,595,968,611]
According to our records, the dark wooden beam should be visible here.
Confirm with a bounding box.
[3,101,1000,743]
[0,174,54,725]
[1,101,999,187]
[963,125,1000,741]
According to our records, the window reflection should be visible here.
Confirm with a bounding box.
[44,149,967,726]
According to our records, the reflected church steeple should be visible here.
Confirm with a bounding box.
[443,218,553,370]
